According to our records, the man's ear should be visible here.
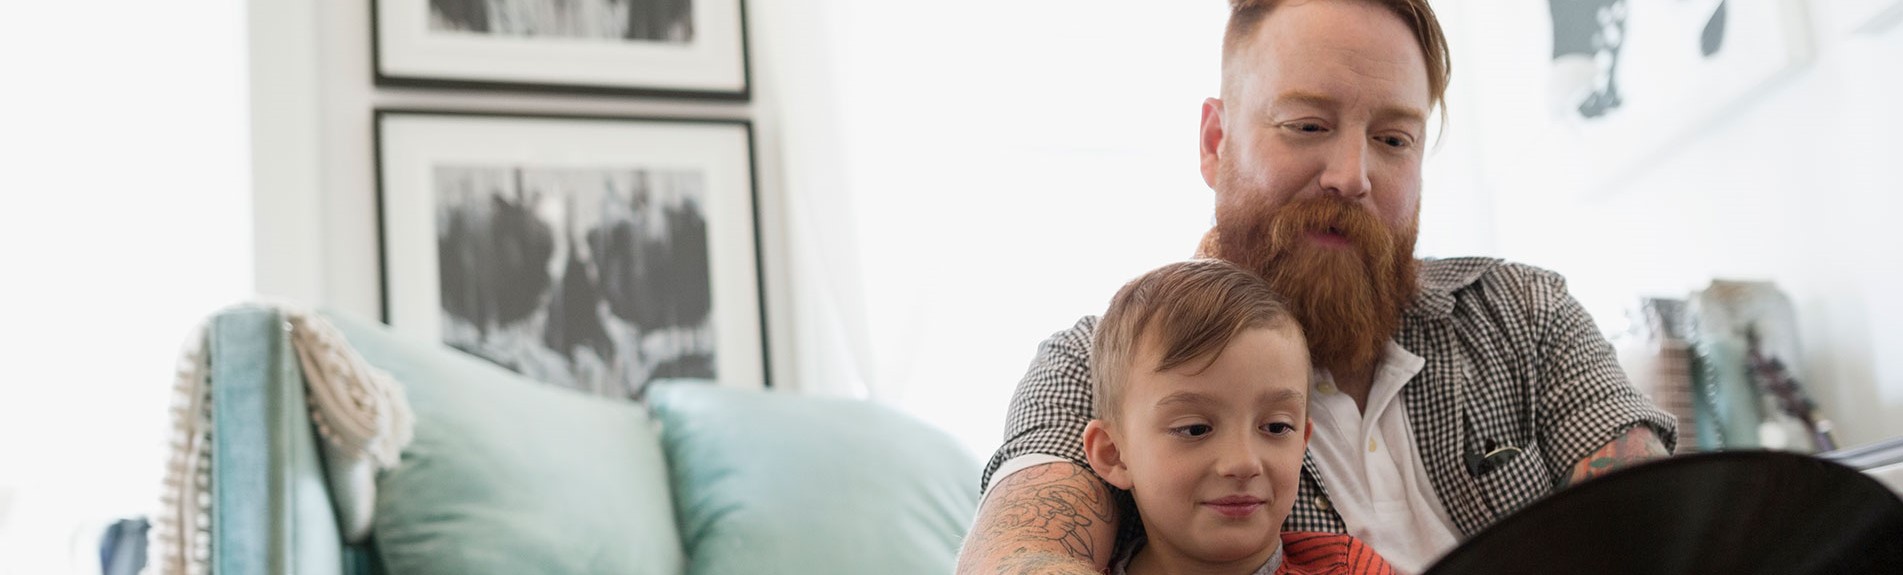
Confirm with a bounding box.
[1198,97,1226,189]
[1082,420,1135,490]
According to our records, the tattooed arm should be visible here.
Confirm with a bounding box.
[956,462,1119,575]
[1562,425,1668,487]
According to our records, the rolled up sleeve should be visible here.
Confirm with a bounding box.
[1530,274,1680,476]
[980,317,1101,494]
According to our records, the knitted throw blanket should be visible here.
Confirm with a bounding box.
[147,306,413,575]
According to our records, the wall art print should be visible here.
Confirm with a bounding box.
[375,0,750,98]
[378,111,766,397]
[1470,0,1811,193]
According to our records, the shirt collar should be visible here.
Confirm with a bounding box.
[1405,257,1501,320]
[1312,340,1426,410]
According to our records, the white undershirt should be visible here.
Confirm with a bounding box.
[1305,341,1461,574]
[981,453,1068,508]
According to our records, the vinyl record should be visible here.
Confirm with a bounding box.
[1425,451,1903,575]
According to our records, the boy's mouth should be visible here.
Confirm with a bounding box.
[1203,495,1265,518]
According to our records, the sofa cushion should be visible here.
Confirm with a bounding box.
[324,311,684,575]
[646,382,980,574]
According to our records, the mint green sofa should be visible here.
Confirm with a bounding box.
[203,306,980,574]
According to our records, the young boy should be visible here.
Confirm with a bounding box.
[1083,259,1395,575]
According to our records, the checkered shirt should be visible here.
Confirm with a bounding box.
[981,257,1679,537]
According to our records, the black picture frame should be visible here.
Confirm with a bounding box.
[373,0,752,101]
[373,109,771,396]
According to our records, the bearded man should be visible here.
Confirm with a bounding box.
[956,1,1677,573]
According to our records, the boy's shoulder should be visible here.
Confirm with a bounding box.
[1278,532,1396,575]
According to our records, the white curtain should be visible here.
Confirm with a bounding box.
[756,0,1241,458]
[0,2,253,573]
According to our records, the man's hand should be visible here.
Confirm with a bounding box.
[1563,425,1668,487]
[956,462,1119,575]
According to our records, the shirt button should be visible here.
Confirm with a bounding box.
[1318,382,1336,394]
[1314,496,1330,511]
[1369,438,1379,453]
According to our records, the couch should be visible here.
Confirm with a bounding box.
[199,306,980,574]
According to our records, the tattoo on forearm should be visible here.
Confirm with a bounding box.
[1564,425,1667,487]
[962,464,1117,574]
[996,552,1096,575]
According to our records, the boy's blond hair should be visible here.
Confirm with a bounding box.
[1091,259,1304,425]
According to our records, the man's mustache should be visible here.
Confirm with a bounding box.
[1266,196,1389,259]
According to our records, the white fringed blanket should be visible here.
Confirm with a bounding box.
[148,305,413,575]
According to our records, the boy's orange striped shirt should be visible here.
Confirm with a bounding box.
[1277,532,1397,575]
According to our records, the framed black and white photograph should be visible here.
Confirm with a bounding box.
[374,0,750,99]
[377,111,766,397]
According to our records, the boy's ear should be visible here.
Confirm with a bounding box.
[1082,420,1135,490]
[1304,419,1314,443]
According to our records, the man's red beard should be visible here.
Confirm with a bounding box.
[1210,194,1419,375]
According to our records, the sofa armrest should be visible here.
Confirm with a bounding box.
[208,307,381,574]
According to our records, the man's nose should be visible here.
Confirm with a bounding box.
[1215,431,1266,480]
[1319,135,1372,201]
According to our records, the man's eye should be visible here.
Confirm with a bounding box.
[1290,123,1327,133]
[1263,423,1296,435]
[1377,135,1412,148]
[1172,424,1213,438]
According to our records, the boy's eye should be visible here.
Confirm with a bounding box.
[1171,424,1213,438]
[1263,422,1297,435]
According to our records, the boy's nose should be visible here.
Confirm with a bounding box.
[1215,435,1266,480]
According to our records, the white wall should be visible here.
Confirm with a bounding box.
[1441,0,1903,448]
[0,3,254,573]
[759,0,1234,458]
